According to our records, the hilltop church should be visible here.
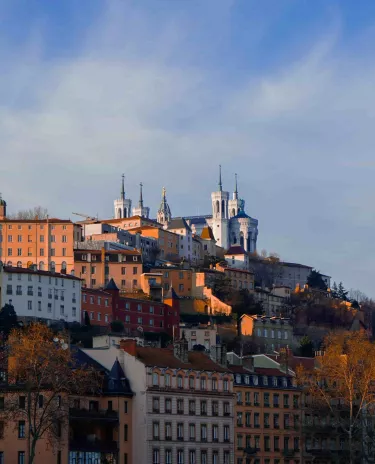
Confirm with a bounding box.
[113,167,258,253]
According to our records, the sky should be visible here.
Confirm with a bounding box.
[1,0,375,295]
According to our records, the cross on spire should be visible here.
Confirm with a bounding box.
[234,173,238,199]
[121,174,125,200]
[219,165,222,191]
[139,182,144,208]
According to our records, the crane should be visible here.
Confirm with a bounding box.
[72,212,97,221]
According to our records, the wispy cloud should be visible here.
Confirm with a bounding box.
[1,1,375,294]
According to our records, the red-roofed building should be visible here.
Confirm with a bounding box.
[224,246,250,271]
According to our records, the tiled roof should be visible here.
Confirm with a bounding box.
[200,226,215,240]
[135,347,229,372]
[266,354,315,371]
[2,266,81,281]
[225,246,247,255]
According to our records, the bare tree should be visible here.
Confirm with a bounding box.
[297,331,375,464]
[8,206,49,220]
[2,323,100,464]
[249,250,283,288]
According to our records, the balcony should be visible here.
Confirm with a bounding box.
[69,408,119,423]
[69,438,118,454]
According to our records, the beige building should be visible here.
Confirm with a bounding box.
[179,323,218,350]
[83,338,235,464]
[241,315,295,353]
[255,286,291,316]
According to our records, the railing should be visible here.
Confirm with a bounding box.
[69,408,119,421]
[69,439,118,453]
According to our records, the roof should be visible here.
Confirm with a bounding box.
[232,210,251,219]
[224,267,254,276]
[74,249,141,256]
[167,217,192,232]
[164,287,179,300]
[229,365,293,377]
[200,226,215,241]
[280,261,313,270]
[82,287,112,296]
[225,245,247,256]
[1,265,82,281]
[105,278,119,291]
[134,347,229,372]
[266,354,315,371]
[0,218,72,224]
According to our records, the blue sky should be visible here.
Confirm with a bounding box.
[1,0,375,295]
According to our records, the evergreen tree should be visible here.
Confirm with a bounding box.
[299,336,314,357]
[337,281,348,301]
[307,270,327,291]
[0,303,19,338]
[84,311,91,327]
[331,281,339,298]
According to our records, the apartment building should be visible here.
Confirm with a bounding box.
[179,323,218,350]
[83,339,235,464]
[127,226,180,262]
[254,287,291,316]
[0,218,81,274]
[231,362,302,464]
[167,218,193,263]
[74,248,142,291]
[0,263,81,323]
[81,287,113,326]
[150,267,193,297]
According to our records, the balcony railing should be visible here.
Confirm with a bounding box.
[69,408,119,422]
[69,439,118,453]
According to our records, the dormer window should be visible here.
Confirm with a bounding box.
[263,376,268,386]
[282,377,288,387]
[244,375,250,385]
[273,377,278,387]
[252,375,258,385]
[236,375,241,384]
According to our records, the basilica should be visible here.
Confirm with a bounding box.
[113,167,258,253]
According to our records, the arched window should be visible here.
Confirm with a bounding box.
[232,208,235,217]
[7,261,12,267]
[118,208,122,219]
[215,200,220,215]
[189,376,195,389]
[152,372,159,386]
[124,208,127,218]
[240,233,244,248]
[165,373,171,387]
[177,375,183,389]
[39,261,45,271]
[17,261,22,268]
[221,200,225,216]
[200,376,207,390]
[232,234,237,244]
[61,261,67,272]
[50,261,56,272]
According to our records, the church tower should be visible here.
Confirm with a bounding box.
[0,193,7,220]
[114,175,132,219]
[157,187,172,227]
[228,173,244,218]
[211,165,229,249]
[132,183,150,218]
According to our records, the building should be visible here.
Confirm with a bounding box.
[156,187,172,227]
[150,267,193,297]
[81,287,113,326]
[254,287,291,316]
[192,236,203,266]
[127,226,179,262]
[167,218,193,263]
[0,214,81,275]
[241,315,295,353]
[179,322,218,350]
[0,263,81,323]
[132,182,150,218]
[185,167,258,252]
[200,226,217,258]
[273,263,313,291]
[83,338,235,464]
[216,264,255,292]
[74,247,142,291]
[230,355,302,464]
[224,246,250,271]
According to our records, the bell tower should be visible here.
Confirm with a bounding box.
[0,193,7,220]
[211,166,229,249]
[228,173,244,218]
[114,175,132,219]
[132,183,150,218]
[157,187,172,227]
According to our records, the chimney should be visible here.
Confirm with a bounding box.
[120,339,137,357]
[173,335,189,363]
[210,344,228,368]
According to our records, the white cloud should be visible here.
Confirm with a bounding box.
[1,2,375,294]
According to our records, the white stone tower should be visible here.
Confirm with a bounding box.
[157,187,172,227]
[132,183,150,218]
[211,165,229,249]
[228,173,244,218]
[114,174,132,219]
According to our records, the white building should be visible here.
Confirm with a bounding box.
[224,246,250,271]
[132,182,150,219]
[167,218,193,262]
[114,174,132,219]
[83,339,235,464]
[0,264,81,323]
[179,323,218,350]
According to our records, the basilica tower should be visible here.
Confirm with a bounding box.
[132,183,150,218]
[228,173,244,218]
[157,187,172,227]
[211,165,229,249]
[114,175,132,219]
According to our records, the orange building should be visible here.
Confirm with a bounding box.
[74,248,142,291]
[150,267,192,297]
[128,226,179,261]
[0,217,81,275]
[231,362,302,464]
[102,216,160,231]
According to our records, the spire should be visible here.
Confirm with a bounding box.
[139,182,144,208]
[219,165,222,191]
[234,173,238,199]
[121,174,125,201]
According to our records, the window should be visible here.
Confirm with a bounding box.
[152,449,160,464]
[274,394,279,407]
[212,424,219,442]
[224,425,230,442]
[19,396,26,409]
[189,423,195,441]
[264,393,270,406]
[224,402,230,416]
[125,315,130,323]
[200,400,207,415]
[152,422,159,440]
[237,391,242,404]
[133,266,138,275]
[223,379,229,391]
[165,449,172,464]
[152,397,159,413]
[165,398,172,413]
[177,449,184,464]
[200,423,207,442]
[47,303,52,313]
[213,452,219,464]
[165,373,171,388]
[179,283,184,292]
[237,412,243,426]
[200,376,206,390]
[177,399,184,414]
[38,301,41,312]
[293,395,299,409]
[60,305,64,316]
[18,420,25,438]
[137,304,142,312]
[212,401,219,416]
[264,412,270,428]
[18,452,25,464]
[284,394,290,408]
[254,412,260,428]
[189,400,195,415]
[0,398,4,410]
[201,451,207,464]
[105,299,108,307]
[0,421,3,439]
[177,375,183,389]
[17,248,22,256]
[165,422,172,440]
[245,412,251,427]
[27,301,32,311]
[274,414,279,429]
[189,450,196,464]
[137,317,142,324]
[152,373,159,386]
[17,285,22,295]
[254,392,259,406]
[189,376,195,389]
[38,395,43,408]
[224,451,230,464]
[124,424,128,441]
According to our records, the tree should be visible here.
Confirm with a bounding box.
[231,289,260,336]
[8,206,49,220]
[249,251,283,288]
[110,320,124,333]
[306,269,327,291]
[337,281,349,301]
[297,331,375,464]
[0,303,20,338]
[84,311,91,327]
[331,281,339,298]
[298,335,314,357]
[2,323,99,464]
